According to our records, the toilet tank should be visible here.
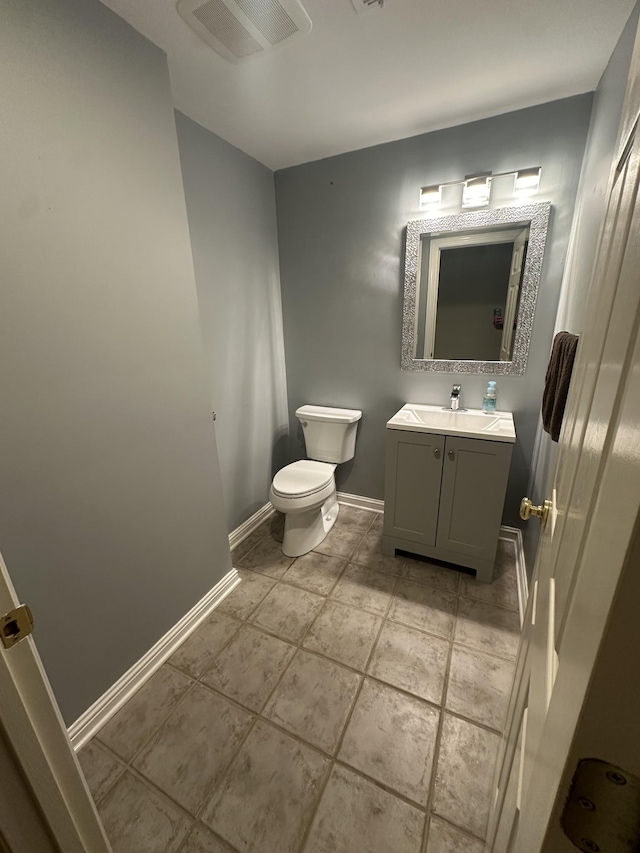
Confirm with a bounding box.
[296,405,362,464]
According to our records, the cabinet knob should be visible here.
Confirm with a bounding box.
[434,448,441,459]
[448,449,455,461]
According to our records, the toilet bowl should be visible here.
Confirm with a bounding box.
[270,405,362,557]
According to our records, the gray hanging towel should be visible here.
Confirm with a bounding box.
[542,331,579,442]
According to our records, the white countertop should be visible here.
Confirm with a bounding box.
[386,403,516,444]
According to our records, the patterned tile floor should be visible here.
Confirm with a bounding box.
[78,506,522,853]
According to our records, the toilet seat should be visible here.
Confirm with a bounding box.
[271,460,335,498]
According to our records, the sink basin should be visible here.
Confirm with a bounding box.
[387,403,516,443]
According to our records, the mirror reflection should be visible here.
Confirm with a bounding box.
[401,203,550,375]
[415,225,529,361]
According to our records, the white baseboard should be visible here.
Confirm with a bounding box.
[337,492,384,513]
[500,525,528,626]
[228,503,276,551]
[68,568,240,751]
[228,493,382,553]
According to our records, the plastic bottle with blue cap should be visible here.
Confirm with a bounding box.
[482,381,498,413]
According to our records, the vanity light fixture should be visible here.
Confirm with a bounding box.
[419,184,442,208]
[462,175,492,208]
[419,167,542,210]
[514,167,542,194]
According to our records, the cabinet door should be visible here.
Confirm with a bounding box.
[436,436,512,561]
[384,430,444,546]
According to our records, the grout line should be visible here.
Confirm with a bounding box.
[295,566,400,853]
[165,613,245,685]
[456,588,521,615]
[98,677,199,772]
[120,763,202,822]
[106,677,251,828]
[401,571,463,593]
[427,812,489,845]
[125,678,200,767]
[192,715,260,825]
[229,521,272,562]
[362,574,401,675]
[381,613,456,646]
[122,760,244,853]
[420,592,458,853]
[82,740,128,807]
[197,681,334,764]
[233,562,293,584]
[222,571,280,622]
[448,636,519,665]
[329,675,365,762]
[103,759,244,853]
[280,555,350,599]
[375,604,518,666]
[294,756,335,853]
[175,822,240,853]
[332,758,429,812]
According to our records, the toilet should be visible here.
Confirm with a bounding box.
[270,405,362,557]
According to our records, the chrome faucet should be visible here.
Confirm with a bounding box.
[444,384,466,412]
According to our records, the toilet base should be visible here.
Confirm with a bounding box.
[281,492,339,557]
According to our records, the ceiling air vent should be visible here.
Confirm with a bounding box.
[351,0,383,13]
[177,0,312,62]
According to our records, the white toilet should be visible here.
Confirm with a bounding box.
[270,405,362,557]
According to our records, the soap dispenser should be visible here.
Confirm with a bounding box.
[482,381,497,413]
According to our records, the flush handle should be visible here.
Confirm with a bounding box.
[520,497,552,527]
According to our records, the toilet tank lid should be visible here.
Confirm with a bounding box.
[296,405,362,424]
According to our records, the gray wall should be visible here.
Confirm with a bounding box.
[525,3,640,573]
[0,0,231,723]
[275,96,592,528]
[175,113,289,532]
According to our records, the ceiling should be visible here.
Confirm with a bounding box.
[100,0,635,170]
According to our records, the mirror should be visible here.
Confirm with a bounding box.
[401,202,550,375]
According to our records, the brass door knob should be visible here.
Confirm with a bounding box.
[520,497,552,527]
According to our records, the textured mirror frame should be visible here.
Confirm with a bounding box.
[401,202,551,374]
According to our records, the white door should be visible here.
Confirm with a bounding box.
[0,550,111,852]
[499,228,528,361]
[487,117,640,851]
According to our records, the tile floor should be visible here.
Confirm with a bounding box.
[78,506,521,853]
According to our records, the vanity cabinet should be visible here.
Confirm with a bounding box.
[382,429,513,583]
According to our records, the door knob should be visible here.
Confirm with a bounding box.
[448,449,455,461]
[434,448,441,459]
[520,497,552,527]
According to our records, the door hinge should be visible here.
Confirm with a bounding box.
[562,758,640,852]
[1,605,34,649]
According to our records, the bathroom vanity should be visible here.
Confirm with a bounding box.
[382,404,516,583]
